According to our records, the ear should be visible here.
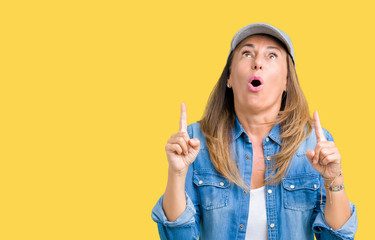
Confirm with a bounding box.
[284,58,289,91]
[227,75,232,86]
[283,75,288,91]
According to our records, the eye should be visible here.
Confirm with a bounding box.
[241,50,252,58]
[269,52,278,60]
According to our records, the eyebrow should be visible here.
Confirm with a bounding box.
[240,43,282,52]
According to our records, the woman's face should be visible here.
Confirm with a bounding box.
[227,34,288,115]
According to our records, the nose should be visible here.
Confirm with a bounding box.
[251,56,263,70]
[251,65,262,70]
[251,62,263,70]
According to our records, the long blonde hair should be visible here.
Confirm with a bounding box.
[199,38,312,189]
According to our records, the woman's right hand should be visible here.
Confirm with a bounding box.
[165,102,200,176]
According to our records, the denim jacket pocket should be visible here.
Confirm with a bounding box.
[193,171,230,211]
[282,176,320,211]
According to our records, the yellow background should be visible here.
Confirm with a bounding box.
[0,0,372,239]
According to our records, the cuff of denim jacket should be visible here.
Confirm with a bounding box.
[151,192,196,227]
[312,202,358,240]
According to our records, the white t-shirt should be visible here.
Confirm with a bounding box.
[245,186,268,240]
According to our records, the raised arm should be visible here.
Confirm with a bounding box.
[305,111,351,230]
[163,102,201,222]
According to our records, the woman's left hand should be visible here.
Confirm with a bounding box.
[305,111,342,179]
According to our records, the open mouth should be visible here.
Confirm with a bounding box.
[248,76,263,92]
[250,79,262,87]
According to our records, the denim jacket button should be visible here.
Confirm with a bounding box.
[243,190,248,194]
[220,182,224,186]
[267,189,272,194]
[266,137,269,142]
[239,224,244,229]
[246,155,250,159]
[266,156,271,161]
[290,185,295,189]
[270,223,275,228]
[314,184,318,189]
[198,180,203,185]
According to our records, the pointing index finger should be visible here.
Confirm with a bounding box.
[314,110,326,142]
[179,102,187,133]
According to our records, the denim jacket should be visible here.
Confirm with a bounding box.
[152,116,358,240]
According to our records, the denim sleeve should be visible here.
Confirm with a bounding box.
[312,202,358,240]
[311,129,358,240]
[151,124,201,239]
[151,191,200,240]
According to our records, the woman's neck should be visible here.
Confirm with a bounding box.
[235,107,279,143]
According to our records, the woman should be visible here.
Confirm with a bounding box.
[152,23,358,240]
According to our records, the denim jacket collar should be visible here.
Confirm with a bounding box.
[233,114,282,145]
